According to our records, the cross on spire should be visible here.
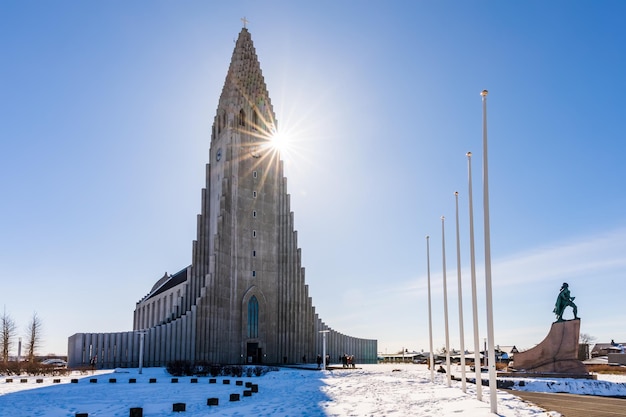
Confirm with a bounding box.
[241,17,249,28]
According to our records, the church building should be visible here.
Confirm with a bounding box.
[68,26,377,368]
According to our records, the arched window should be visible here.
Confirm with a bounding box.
[239,109,246,127]
[247,296,259,338]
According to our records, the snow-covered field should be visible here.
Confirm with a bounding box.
[1,364,625,416]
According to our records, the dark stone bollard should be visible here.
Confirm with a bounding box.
[251,384,258,393]
[209,378,216,384]
[53,379,61,383]
[235,380,243,386]
[20,379,28,383]
[36,379,43,383]
[243,390,252,397]
[229,393,240,402]
[245,381,252,388]
[171,378,179,383]
[129,407,143,417]
[172,403,186,412]
[76,413,88,417]
[190,378,198,383]
[222,379,230,385]
[149,378,157,383]
[109,378,117,383]
[89,379,97,383]
[71,379,79,383]
[5,378,12,383]
[207,398,219,406]
[129,378,136,383]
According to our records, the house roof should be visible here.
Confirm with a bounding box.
[591,342,626,353]
[497,345,519,354]
[145,266,189,300]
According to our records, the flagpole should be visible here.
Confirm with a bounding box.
[454,192,467,392]
[467,151,483,401]
[426,235,435,383]
[441,216,451,387]
[481,89,497,413]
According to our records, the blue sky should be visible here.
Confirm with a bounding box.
[1,1,625,357]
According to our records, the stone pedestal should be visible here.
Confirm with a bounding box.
[512,318,587,374]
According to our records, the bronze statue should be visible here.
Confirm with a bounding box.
[553,282,578,322]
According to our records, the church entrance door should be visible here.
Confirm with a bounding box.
[246,342,262,364]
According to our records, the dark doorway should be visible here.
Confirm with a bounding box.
[246,343,262,364]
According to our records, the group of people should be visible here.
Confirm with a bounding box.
[340,353,356,368]
[315,353,356,369]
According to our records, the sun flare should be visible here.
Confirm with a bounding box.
[269,129,288,155]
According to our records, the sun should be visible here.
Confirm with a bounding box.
[268,128,288,155]
[264,128,295,162]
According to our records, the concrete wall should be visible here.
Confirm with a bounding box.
[68,305,198,369]
[68,313,377,368]
[608,353,626,365]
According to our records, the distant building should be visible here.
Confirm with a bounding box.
[496,345,519,361]
[68,26,377,368]
[378,351,428,363]
[591,342,625,357]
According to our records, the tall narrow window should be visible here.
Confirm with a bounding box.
[247,296,259,338]
[252,230,256,238]
[252,250,256,257]
[239,109,246,127]
[253,210,257,218]
[253,170,257,178]
[253,110,259,131]
[253,191,257,198]
[252,270,256,277]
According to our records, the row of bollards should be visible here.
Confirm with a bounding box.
[5,378,64,384]
[46,377,248,384]
[73,383,259,415]
[5,377,256,386]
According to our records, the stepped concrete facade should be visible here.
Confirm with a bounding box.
[68,27,377,369]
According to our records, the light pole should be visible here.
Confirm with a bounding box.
[17,337,22,363]
[467,151,483,401]
[138,330,146,374]
[481,89,497,413]
[454,191,467,392]
[426,235,435,383]
[320,330,330,371]
[441,216,451,387]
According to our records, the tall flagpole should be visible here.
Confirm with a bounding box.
[454,192,466,392]
[441,216,451,387]
[467,151,483,401]
[426,235,435,383]
[481,89,497,413]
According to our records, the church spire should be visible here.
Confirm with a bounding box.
[217,27,276,134]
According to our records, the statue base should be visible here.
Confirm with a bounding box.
[509,318,589,375]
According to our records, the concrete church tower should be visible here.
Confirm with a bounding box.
[191,26,314,364]
[68,26,377,368]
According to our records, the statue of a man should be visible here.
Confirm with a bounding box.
[553,282,578,322]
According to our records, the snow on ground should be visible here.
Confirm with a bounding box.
[1,364,625,416]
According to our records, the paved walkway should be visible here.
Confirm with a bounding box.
[506,390,626,417]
